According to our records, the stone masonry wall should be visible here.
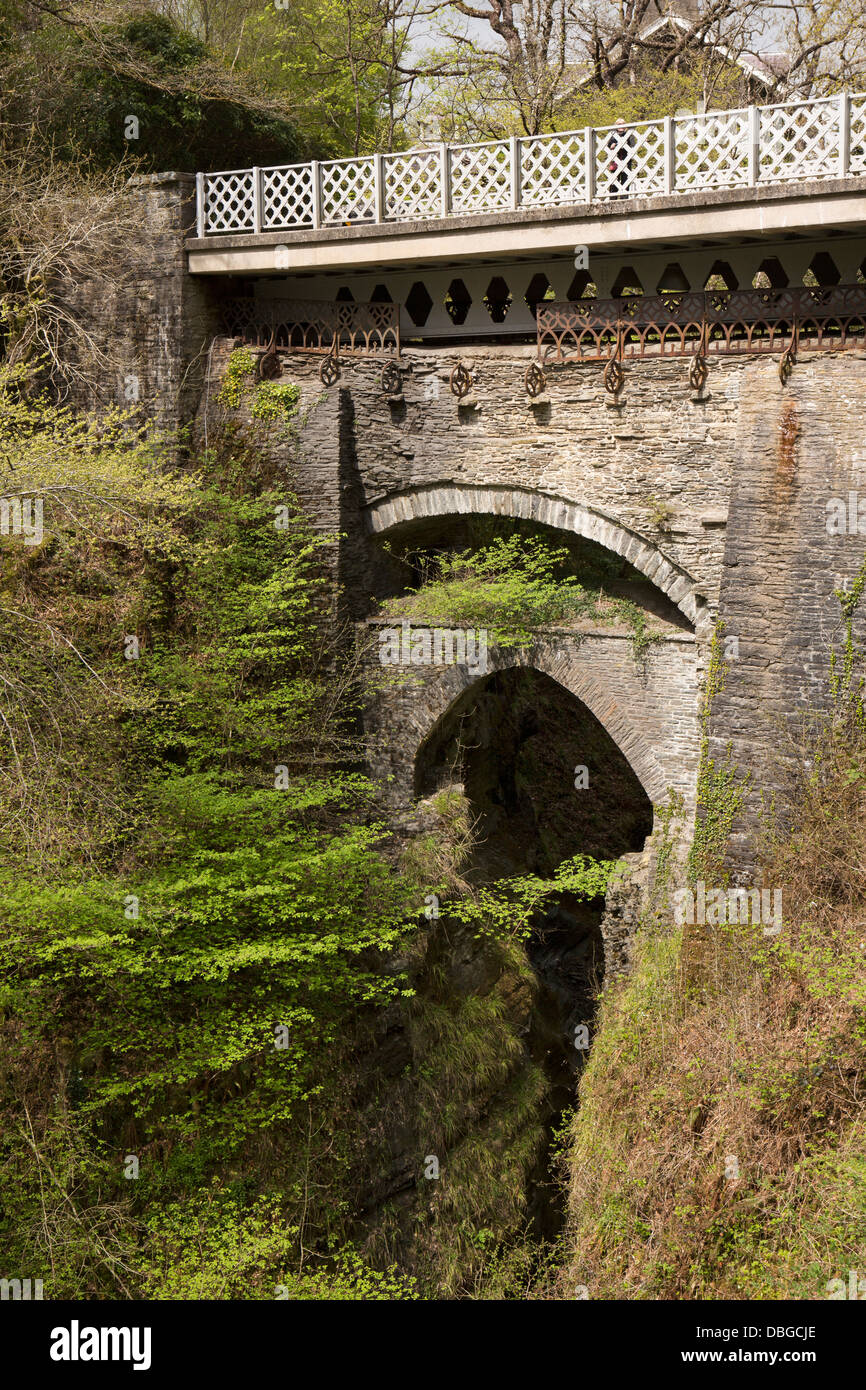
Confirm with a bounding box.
[64,172,222,433]
[708,351,866,870]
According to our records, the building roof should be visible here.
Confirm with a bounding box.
[637,13,783,87]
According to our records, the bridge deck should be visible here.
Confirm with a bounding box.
[187,175,866,277]
[188,92,866,277]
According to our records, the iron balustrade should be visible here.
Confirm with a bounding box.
[535,285,866,367]
[222,297,400,357]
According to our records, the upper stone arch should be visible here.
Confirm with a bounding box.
[363,484,703,627]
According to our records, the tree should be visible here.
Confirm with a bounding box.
[0,4,307,171]
[771,0,866,95]
[431,0,572,135]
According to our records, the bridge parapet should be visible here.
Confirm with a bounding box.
[196,92,866,238]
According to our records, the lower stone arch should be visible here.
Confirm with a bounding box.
[364,483,703,628]
[409,647,671,810]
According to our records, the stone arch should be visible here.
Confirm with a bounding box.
[411,647,670,805]
[363,484,703,627]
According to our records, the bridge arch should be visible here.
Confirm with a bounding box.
[363,484,704,628]
[365,627,700,817]
[412,648,670,806]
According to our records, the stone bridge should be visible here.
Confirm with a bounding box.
[68,159,866,878]
[188,332,866,860]
[363,624,699,816]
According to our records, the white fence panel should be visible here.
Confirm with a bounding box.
[758,97,840,183]
[320,156,376,223]
[449,141,511,214]
[850,95,866,174]
[204,170,256,233]
[383,149,442,221]
[675,108,750,190]
[594,120,666,200]
[520,131,586,206]
[262,165,315,230]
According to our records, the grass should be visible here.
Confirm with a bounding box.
[556,705,866,1301]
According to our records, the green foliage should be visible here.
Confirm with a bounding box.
[249,0,412,155]
[556,64,749,135]
[2,8,307,174]
[687,624,750,885]
[830,552,866,716]
[380,535,665,662]
[139,1188,418,1299]
[251,380,302,428]
[217,355,302,434]
[0,408,421,1295]
[445,855,623,944]
[217,347,257,409]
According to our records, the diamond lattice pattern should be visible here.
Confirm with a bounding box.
[850,97,866,174]
[320,158,376,223]
[758,100,839,182]
[675,110,750,190]
[205,172,255,232]
[449,143,511,213]
[262,166,314,229]
[520,134,586,206]
[595,121,666,199]
[384,151,442,221]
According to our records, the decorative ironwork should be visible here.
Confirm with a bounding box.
[688,350,709,394]
[450,361,473,399]
[536,286,866,374]
[198,91,866,236]
[524,361,547,398]
[381,361,402,395]
[603,356,624,396]
[319,347,340,386]
[256,331,281,380]
[779,343,797,384]
[222,298,400,362]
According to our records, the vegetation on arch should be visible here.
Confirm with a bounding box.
[379,533,666,661]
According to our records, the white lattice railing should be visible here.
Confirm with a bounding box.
[196,91,866,236]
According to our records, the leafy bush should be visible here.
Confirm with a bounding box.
[380,534,665,660]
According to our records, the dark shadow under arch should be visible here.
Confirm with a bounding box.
[416,666,654,878]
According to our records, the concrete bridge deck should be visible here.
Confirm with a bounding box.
[188,173,866,280]
[189,91,866,283]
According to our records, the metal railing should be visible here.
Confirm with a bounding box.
[536,284,866,362]
[196,91,866,237]
[222,297,400,356]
